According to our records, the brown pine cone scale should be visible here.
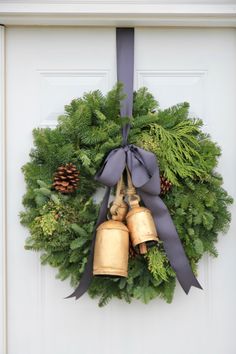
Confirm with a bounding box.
[52,163,79,194]
[160,175,172,195]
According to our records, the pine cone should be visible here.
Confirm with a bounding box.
[160,175,172,195]
[52,163,79,194]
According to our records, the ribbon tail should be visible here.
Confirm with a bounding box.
[66,187,111,300]
[138,190,202,294]
[177,263,202,294]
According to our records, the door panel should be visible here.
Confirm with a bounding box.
[6,27,236,354]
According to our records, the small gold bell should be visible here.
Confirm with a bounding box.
[126,167,158,254]
[93,220,129,277]
[126,206,158,254]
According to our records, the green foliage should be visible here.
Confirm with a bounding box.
[146,247,169,282]
[36,211,58,236]
[20,84,233,306]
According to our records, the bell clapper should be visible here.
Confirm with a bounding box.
[139,242,148,254]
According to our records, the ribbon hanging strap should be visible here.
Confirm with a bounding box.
[116,28,134,144]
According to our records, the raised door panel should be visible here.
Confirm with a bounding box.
[135,28,236,354]
[6,27,116,354]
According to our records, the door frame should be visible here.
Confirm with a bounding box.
[0,3,236,354]
[0,3,236,27]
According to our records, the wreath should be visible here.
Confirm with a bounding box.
[21,84,232,306]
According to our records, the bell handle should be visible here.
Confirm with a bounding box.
[126,167,140,208]
[110,174,126,217]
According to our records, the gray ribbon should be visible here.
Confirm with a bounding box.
[117,27,134,145]
[67,28,202,300]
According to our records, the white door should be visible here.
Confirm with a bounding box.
[6,27,236,354]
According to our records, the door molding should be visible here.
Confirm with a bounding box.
[0,3,236,27]
[0,25,7,354]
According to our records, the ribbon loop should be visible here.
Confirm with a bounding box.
[95,148,126,187]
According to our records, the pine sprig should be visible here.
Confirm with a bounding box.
[139,118,207,185]
[146,247,168,282]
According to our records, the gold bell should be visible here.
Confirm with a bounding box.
[93,176,129,277]
[126,168,158,254]
[93,220,129,277]
[126,206,158,254]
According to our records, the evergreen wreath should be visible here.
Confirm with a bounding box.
[21,84,232,306]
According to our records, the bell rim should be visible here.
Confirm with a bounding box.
[126,206,151,219]
[93,268,128,277]
[131,236,158,248]
[97,220,129,232]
